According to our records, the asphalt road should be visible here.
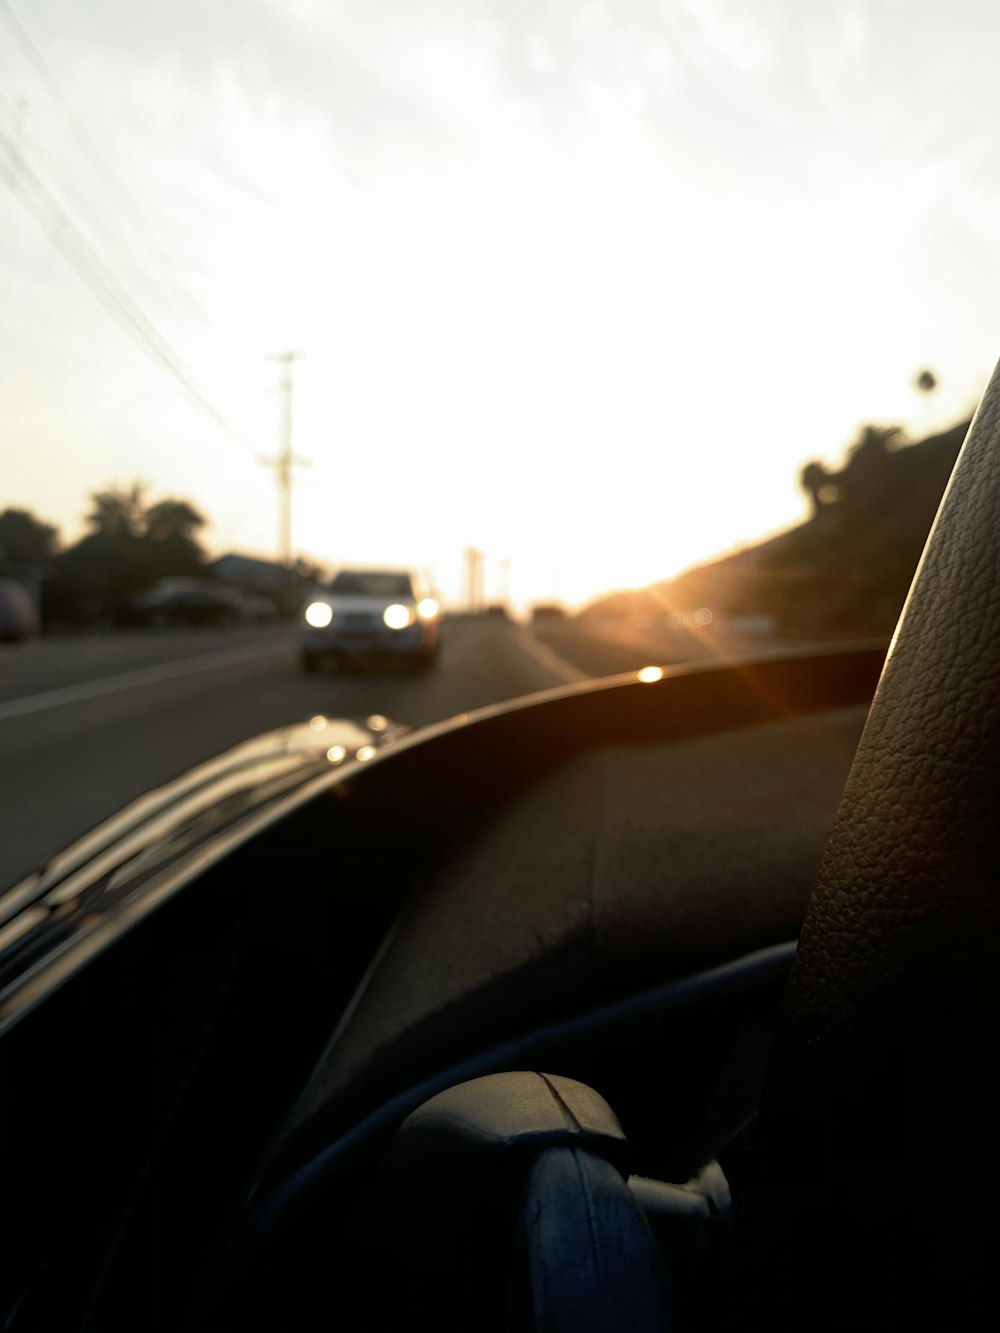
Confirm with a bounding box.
[0,616,650,891]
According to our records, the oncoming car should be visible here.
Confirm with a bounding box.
[300,568,442,673]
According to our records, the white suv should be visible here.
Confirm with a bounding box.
[300,568,442,673]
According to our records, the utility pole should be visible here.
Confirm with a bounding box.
[464,546,475,613]
[260,352,309,599]
[464,545,485,613]
[499,557,512,609]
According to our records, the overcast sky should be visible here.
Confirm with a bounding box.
[2,0,1000,607]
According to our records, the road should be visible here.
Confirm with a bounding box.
[0,616,670,891]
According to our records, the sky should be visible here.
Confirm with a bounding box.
[2,0,1000,609]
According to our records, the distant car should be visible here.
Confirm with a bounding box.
[233,591,280,624]
[300,568,443,673]
[131,577,246,629]
[531,602,567,623]
[0,578,40,642]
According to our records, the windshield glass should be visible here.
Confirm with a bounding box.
[329,572,414,598]
[1,0,997,889]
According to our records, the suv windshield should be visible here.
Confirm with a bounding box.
[329,572,414,598]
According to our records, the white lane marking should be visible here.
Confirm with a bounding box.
[516,629,589,684]
[0,638,291,723]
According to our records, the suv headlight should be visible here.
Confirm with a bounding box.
[304,602,333,628]
[383,603,415,629]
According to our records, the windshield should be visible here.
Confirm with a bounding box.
[1,1,997,890]
[329,572,414,599]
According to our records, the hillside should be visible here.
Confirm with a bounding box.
[580,418,970,643]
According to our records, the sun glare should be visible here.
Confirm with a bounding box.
[2,3,998,607]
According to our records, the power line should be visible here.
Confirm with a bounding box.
[0,115,250,452]
[0,0,207,323]
[0,88,142,297]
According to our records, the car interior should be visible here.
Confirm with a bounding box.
[2,371,998,1331]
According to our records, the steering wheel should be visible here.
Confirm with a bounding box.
[747,360,1000,1329]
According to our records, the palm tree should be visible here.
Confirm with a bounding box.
[914,368,939,436]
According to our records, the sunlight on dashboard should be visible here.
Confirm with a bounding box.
[637,666,664,684]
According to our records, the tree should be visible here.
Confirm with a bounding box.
[143,499,207,580]
[0,508,59,564]
[86,483,147,537]
[799,461,834,513]
[850,424,904,456]
[55,483,208,623]
[802,424,899,530]
[144,499,206,543]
